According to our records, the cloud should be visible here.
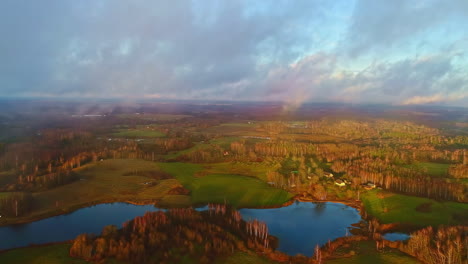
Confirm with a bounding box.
[0,0,467,107]
[0,0,330,99]
[260,53,337,109]
[345,0,468,57]
[401,93,468,105]
[260,53,467,106]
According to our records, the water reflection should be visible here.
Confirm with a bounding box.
[0,202,361,257]
[240,202,361,256]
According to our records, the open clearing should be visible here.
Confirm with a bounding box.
[191,174,292,207]
[403,162,450,177]
[218,252,275,264]
[0,159,187,225]
[117,113,191,121]
[1,159,293,225]
[361,189,468,228]
[0,244,87,264]
[0,243,273,264]
[416,162,450,176]
[327,241,418,264]
[159,162,293,207]
[112,128,165,138]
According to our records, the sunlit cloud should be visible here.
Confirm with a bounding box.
[0,0,467,106]
[401,93,468,105]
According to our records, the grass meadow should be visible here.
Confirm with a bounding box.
[361,189,468,228]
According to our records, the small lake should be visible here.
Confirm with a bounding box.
[0,201,361,256]
[241,202,361,256]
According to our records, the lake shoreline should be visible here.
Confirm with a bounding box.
[0,200,364,254]
[0,194,363,227]
[0,240,74,255]
[0,198,162,227]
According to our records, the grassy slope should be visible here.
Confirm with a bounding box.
[1,158,291,224]
[417,162,449,176]
[0,242,419,264]
[0,159,188,225]
[361,189,468,227]
[0,244,273,264]
[0,244,88,264]
[0,243,129,264]
[112,129,165,138]
[117,113,190,121]
[164,137,243,160]
[218,252,276,264]
[159,162,293,207]
[191,174,292,207]
[326,241,419,264]
[202,162,272,181]
[404,162,450,177]
[204,123,265,137]
[164,143,210,160]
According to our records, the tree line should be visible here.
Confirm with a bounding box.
[70,205,275,264]
[400,225,467,264]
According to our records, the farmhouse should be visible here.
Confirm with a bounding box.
[334,179,346,187]
[363,182,376,190]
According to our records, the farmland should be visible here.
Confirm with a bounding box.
[361,190,468,228]
[0,101,466,263]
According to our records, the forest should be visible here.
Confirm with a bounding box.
[0,101,466,263]
[70,205,274,263]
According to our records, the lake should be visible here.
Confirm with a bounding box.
[0,201,361,256]
[240,201,362,256]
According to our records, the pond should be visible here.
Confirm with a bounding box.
[240,201,361,256]
[0,201,361,256]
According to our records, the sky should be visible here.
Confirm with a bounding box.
[0,0,467,107]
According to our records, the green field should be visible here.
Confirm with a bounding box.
[205,122,264,137]
[326,241,418,264]
[0,242,419,264]
[0,243,128,264]
[218,252,275,264]
[1,159,292,225]
[112,129,165,138]
[164,142,210,160]
[159,162,293,207]
[117,113,191,121]
[361,190,468,228]
[0,159,187,225]
[0,244,273,264]
[191,174,292,207]
[164,137,249,160]
[404,162,449,177]
[201,162,272,181]
[0,192,12,199]
[418,162,449,176]
[0,244,87,264]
